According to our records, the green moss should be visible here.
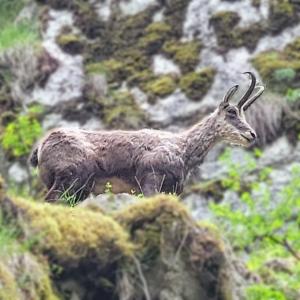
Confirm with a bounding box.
[86,59,127,84]
[143,75,177,99]
[237,23,266,51]
[115,195,190,259]
[210,11,241,49]
[164,0,191,38]
[269,0,297,34]
[179,68,215,101]
[0,262,18,300]
[0,254,59,300]
[1,196,133,267]
[210,11,266,51]
[102,91,146,129]
[115,195,190,229]
[115,195,229,299]
[163,40,201,73]
[138,22,172,54]
[56,33,84,55]
[284,37,300,60]
[253,39,300,92]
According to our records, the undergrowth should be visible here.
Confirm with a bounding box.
[0,0,39,51]
[210,148,300,300]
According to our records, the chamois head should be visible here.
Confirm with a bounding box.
[217,72,264,147]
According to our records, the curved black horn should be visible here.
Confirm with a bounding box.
[237,72,256,109]
[243,86,265,110]
[223,84,239,104]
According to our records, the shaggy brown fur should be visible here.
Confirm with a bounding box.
[30,73,264,202]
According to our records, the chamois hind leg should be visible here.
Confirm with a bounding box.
[139,171,167,197]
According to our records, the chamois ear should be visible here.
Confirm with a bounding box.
[220,84,239,108]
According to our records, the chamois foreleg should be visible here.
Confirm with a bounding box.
[44,163,96,203]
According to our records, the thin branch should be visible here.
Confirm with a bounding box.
[132,255,151,300]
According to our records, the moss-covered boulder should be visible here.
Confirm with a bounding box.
[179,68,215,101]
[143,75,178,100]
[268,0,299,34]
[100,91,147,129]
[115,195,241,300]
[0,185,244,300]
[163,40,202,73]
[210,11,266,51]
[210,11,241,50]
[252,38,300,93]
[138,22,172,55]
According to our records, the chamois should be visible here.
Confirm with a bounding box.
[30,72,264,202]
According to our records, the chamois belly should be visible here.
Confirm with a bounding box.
[92,177,138,194]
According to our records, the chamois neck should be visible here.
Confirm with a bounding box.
[182,111,219,169]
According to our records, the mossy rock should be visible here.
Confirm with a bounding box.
[73,2,107,40]
[164,0,192,38]
[268,0,298,34]
[0,196,133,268]
[163,40,202,73]
[56,33,85,55]
[284,37,300,60]
[142,75,177,100]
[0,253,59,300]
[237,22,266,51]
[86,59,126,84]
[102,91,147,129]
[179,68,215,101]
[253,38,300,92]
[210,11,265,51]
[0,262,18,300]
[138,22,172,55]
[115,195,236,300]
[0,189,241,299]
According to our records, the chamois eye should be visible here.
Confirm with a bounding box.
[227,108,237,116]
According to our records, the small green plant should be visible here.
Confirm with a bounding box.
[246,284,286,300]
[104,181,113,194]
[59,185,80,208]
[210,162,300,299]
[1,113,42,157]
[0,0,39,51]
[286,88,300,103]
[218,148,257,192]
[273,68,296,83]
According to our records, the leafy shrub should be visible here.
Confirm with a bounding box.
[246,284,286,300]
[286,88,300,103]
[0,0,39,52]
[210,149,300,299]
[273,68,296,83]
[1,114,42,157]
